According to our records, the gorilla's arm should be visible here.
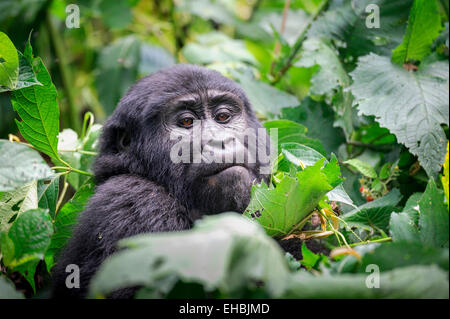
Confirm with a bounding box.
[52,174,191,298]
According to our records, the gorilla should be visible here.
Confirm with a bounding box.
[52,64,273,298]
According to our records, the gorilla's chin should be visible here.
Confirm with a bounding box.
[192,165,256,215]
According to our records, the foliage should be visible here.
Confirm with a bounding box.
[0,0,448,299]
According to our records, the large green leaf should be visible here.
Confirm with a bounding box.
[389,212,420,243]
[3,208,53,291]
[343,158,377,179]
[280,98,346,155]
[96,36,140,115]
[308,0,413,58]
[37,176,59,219]
[392,0,442,64]
[360,242,448,272]
[244,157,342,237]
[89,213,290,298]
[0,140,54,192]
[283,265,448,298]
[0,31,19,91]
[295,38,350,96]
[342,189,403,232]
[418,179,449,248]
[11,58,60,160]
[280,143,354,207]
[349,54,449,177]
[230,69,300,117]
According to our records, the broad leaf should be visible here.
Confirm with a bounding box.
[89,213,290,298]
[418,179,449,248]
[342,189,402,232]
[37,176,59,219]
[244,158,342,237]
[389,212,420,243]
[392,0,442,64]
[11,58,60,160]
[0,140,53,192]
[349,54,449,177]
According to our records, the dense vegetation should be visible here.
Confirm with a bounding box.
[0,0,448,298]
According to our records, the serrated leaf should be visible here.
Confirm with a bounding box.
[419,179,449,248]
[280,143,354,207]
[0,140,54,192]
[295,38,350,96]
[11,58,60,160]
[344,158,377,179]
[349,54,449,177]
[392,0,442,64]
[244,158,342,237]
[342,189,402,232]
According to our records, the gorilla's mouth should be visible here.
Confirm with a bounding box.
[203,164,248,177]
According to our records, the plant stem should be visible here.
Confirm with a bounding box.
[52,166,93,176]
[55,176,69,218]
[46,10,81,133]
[271,0,328,84]
[273,0,291,57]
[349,237,392,247]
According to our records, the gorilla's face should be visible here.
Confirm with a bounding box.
[162,89,268,214]
[94,65,273,216]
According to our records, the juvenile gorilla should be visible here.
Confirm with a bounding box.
[52,64,272,298]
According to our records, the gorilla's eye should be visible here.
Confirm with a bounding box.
[179,117,194,128]
[215,113,231,123]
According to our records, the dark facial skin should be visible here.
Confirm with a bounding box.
[52,64,272,298]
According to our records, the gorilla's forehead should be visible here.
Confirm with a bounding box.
[168,89,244,111]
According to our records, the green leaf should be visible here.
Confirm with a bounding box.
[264,120,326,156]
[360,242,448,272]
[280,143,354,207]
[0,31,19,91]
[230,69,300,117]
[442,142,449,207]
[344,159,377,179]
[0,276,24,299]
[98,0,133,29]
[0,140,54,192]
[280,97,346,155]
[37,176,59,219]
[45,179,95,271]
[182,32,257,66]
[284,265,448,298]
[96,36,140,115]
[300,242,320,270]
[419,179,449,248]
[349,54,449,177]
[244,158,342,237]
[5,208,53,292]
[389,212,420,243]
[139,43,175,76]
[295,38,350,96]
[0,180,38,232]
[11,58,60,160]
[89,213,290,298]
[342,189,403,232]
[392,0,442,64]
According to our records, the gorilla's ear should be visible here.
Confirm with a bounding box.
[116,129,131,151]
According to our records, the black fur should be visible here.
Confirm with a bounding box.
[51,64,270,298]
